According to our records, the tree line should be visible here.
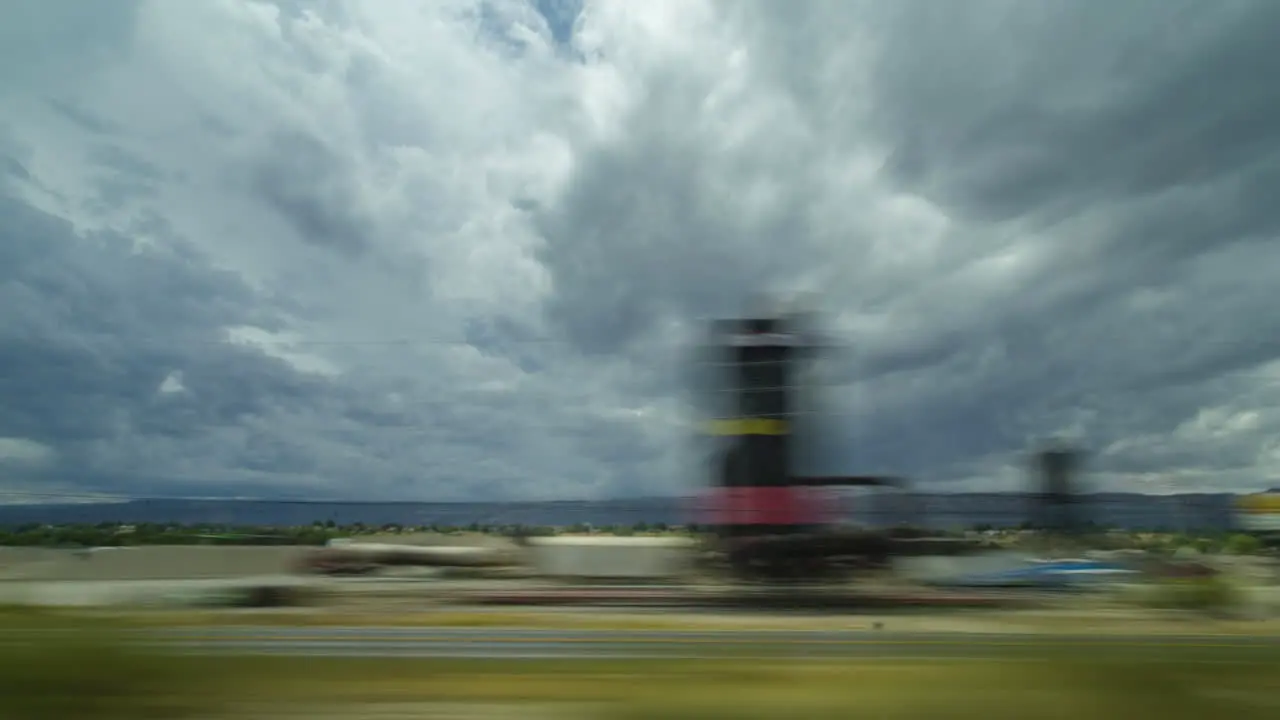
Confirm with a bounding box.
[0,521,682,547]
[0,521,1268,554]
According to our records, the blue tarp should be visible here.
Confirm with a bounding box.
[934,559,1137,587]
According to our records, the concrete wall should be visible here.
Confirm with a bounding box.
[344,533,519,549]
[527,536,696,579]
[0,577,315,608]
[0,546,310,581]
[0,547,65,574]
[894,551,1036,583]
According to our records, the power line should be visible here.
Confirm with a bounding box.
[61,335,575,348]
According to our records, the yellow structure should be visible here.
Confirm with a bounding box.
[705,418,790,436]
[1235,490,1280,531]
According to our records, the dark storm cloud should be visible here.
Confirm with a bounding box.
[825,0,1280,481]
[0,126,32,187]
[534,75,820,356]
[38,466,312,502]
[872,0,1280,227]
[0,189,340,492]
[462,315,551,374]
[45,99,120,137]
[198,113,238,140]
[527,0,1280,488]
[0,156,30,183]
[89,144,165,182]
[252,131,375,258]
[134,353,332,436]
[7,0,1280,499]
[864,2,1280,314]
[533,0,583,45]
[0,0,139,95]
[82,143,171,212]
[3,0,710,501]
[834,248,1280,480]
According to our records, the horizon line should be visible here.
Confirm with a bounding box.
[3,489,1273,506]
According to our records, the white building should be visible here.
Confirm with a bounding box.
[525,536,697,579]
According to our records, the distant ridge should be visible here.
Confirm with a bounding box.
[0,492,1243,531]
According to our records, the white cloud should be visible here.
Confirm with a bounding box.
[223,326,341,377]
[0,437,53,465]
[157,371,187,395]
[2,0,1280,501]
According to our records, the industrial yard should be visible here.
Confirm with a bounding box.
[3,527,1279,617]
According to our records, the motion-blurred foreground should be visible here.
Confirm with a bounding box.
[3,609,1279,720]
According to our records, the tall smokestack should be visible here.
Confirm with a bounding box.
[1032,441,1085,533]
[700,314,826,537]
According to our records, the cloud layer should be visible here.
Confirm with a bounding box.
[2,0,1280,501]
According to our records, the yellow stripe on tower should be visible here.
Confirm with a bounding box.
[706,418,790,436]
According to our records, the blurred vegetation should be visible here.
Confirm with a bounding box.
[0,607,235,719]
[606,659,1280,720]
[1,606,1277,719]
[0,519,1273,554]
[0,520,691,547]
[1127,574,1242,614]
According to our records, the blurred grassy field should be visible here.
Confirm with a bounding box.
[63,605,1280,636]
[110,608,718,630]
[2,606,1278,719]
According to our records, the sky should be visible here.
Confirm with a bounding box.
[2,0,1280,502]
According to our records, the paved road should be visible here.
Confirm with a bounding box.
[145,626,1280,660]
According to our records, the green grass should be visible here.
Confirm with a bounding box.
[0,609,238,719]
[3,652,1274,719]
[65,605,1280,637]
[2,607,1278,719]
[1132,575,1241,612]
